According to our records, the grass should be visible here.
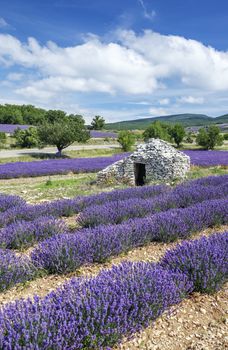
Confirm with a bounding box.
[0,166,227,203]
[187,165,228,180]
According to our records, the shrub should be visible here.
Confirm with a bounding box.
[0,248,36,292]
[14,126,40,148]
[0,193,25,213]
[169,123,185,147]
[0,262,191,349]
[78,183,228,227]
[196,125,223,150]
[143,121,171,142]
[117,130,135,151]
[31,198,228,273]
[160,232,228,294]
[0,216,66,250]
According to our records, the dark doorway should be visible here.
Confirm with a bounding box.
[134,163,146,186]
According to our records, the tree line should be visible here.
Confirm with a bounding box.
[117,121,224,151]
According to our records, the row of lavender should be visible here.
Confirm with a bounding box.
[0,150,227,179]
[0,184,167,228]
[0,176,227,291]
[0,175,227,243]
[0,232,227,349]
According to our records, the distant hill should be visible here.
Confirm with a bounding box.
[105,113,228,130]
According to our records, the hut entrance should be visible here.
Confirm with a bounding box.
[134,163,146,186]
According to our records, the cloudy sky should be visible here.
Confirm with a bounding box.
[0,0,228,123]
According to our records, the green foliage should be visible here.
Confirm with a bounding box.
[44,110,67,124]
[0,104,85,126]
[0,132,6,149]
[223,133,228,141]
[185,132,194,143]
[91,116,105,130]
[0,132,6,142]
[14,127,40,148]
[143,121,171,142]
[196,125,224,150]
[169,123,185,147]
[38,116,90,156]
[117,130,135,151]
[0,104,46,125]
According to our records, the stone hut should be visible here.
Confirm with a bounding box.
[97,138,190,186]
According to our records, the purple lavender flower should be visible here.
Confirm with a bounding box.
[160,232,228,293]
[31,198,228,274]
[0,248,36,292]
[183,150,228,166]
[0,194,25,213]
[0,262,191,349]
[0,216,66,250]
[78,183,228,227]
[0,153,128,179]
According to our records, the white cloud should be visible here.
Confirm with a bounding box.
[7,72,24,81]
[118,30,228,91]
[0,30,228,120]
[0,18,8,28]
[178,96,204,104]
[149,107,168,116]
[159,98,170,105]
[138,0,156,20]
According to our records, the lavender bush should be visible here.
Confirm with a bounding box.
[31,198,228,273]
[0,248,36,292]
[160,232,228,294]
[78,183,228,227]
[0,194,25,213]
[0,184,168,228]
[0,262,191,349]
[0,216,66,250]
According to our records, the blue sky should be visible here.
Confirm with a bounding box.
[0,0,228,122]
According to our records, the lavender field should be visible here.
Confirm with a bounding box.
[0,150,227,179]
[184,150,228,166]
[0,153,128,179]
[0,175,227,349]
[0,124,29,134]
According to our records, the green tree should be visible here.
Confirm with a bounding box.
[117,130,135,151]
[196,125,223,150]
[38,117,90,156]
[14,127,40,148]
[91,115,105,130]
[223,133,228,141]
[44,110,67,124]
[0,104,23,124]
[169,123,185,147]
[0,132,6,149]
[143,121,171,142]
[185,131,194,144]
